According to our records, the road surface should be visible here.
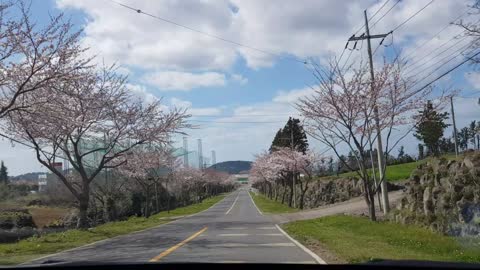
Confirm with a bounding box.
[271,190,404,224]
[27,188,322,265]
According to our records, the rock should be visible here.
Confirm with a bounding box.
[0,210,35,229]
[391,153,480,237]
[423,187,434,216]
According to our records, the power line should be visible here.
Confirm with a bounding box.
[107,0,308,65]
[369,0,401,29]
[191,114,297,118]
[0,132,69,161]
[352,0,393,36]
[190,120,287,124]
[402,9,469,61]
[402,33,466,72]
[403,36,471,76]
[391,0,435,32]
[409,48,471,90]
[411,50,480,93]
[339,0,392,65]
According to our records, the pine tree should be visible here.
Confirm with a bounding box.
[270,117,309,153]
[418,144,424,160]
[0,161,8,185]
[414,101,450,156]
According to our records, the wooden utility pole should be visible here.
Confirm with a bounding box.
[290,118,296,208]
[348,10,391,214]
[450,96,459,157]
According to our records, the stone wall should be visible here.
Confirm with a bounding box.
[268,177,402,209]
[391,153,480,236]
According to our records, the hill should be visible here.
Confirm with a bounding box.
[209,161,252,174]
[9,172,45,182]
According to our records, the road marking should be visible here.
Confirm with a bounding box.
[149,227,208,262]
[258,233,283,236]
[218,234,249,236]
[257,226,276,229]
[275,224,326,264]
[248,190,263,215]
[225,193,239,215]
[225,227,247,230]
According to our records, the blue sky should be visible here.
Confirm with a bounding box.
[2,0,480,175]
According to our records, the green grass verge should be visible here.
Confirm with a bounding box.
[283,215,480,264]
[338,161,423,182]
[333,154,460,182]
[0,194,226,265]
[249,191,299,214]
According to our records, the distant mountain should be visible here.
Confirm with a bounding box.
[10,172,45,182]
[209,161,252,174]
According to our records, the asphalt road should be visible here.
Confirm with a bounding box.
[27,188,322,265]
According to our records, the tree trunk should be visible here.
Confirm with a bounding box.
[77,186,90,229]
[288,175,294,208]
[281,180,288,204]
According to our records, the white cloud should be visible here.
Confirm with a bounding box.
[273,86,315,103]
[143,71,226,91]
[56,0,470,71]
[170,97,222,116]
[126,83,159,104]
[231,73,248,85]
[465,72,480,90]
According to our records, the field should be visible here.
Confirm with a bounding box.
[283,215,480,263]
[0,194,226,265]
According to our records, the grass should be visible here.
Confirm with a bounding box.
[338,161,423,182]
[283,215,480,264]
[249,191,299,214]
[0,194,226,265]
[334,153,461,182]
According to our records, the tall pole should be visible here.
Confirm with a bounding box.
[290,119,296,208]
[197,139,203,170]
[364,10,390,214]
[211,150,216,167]
[183,137,189,168]
[450,96,459,157]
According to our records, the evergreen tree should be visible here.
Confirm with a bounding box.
[414,101,450,156]
[0,161,8,185]
[397,146,405,160]
[270,117,309,153]
[418,144,424,160]
[269,129,284,153]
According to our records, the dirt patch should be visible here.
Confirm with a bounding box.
[304,238,346,264]
[27,207,71,228]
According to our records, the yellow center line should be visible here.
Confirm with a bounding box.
[149,226,208,262]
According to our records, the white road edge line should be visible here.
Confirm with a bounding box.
[225,192,239,215]
[247,189,263,215]
[275,224,327,265]
[21,192,236,265]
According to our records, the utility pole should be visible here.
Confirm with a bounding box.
[290,118,296,208]
[348,10,391,214]
[450,96,459,157]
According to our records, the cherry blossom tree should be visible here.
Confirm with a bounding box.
[251,148,323,209]
[119,147,175,217]
[0,1,90,119]
[297,58,449,220]
[6,66,189,228]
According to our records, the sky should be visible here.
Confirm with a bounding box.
[2,0,480,175]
